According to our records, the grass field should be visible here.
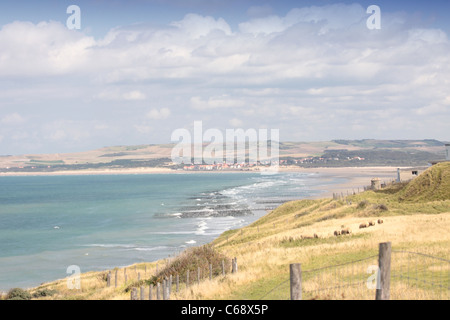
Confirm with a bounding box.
[2,163,449,300]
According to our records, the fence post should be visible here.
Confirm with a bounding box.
[163,279,167,300]
[376,242,392,300]
[222,260,225,276]
[115,269,118,288]
[165,277,170,300]
[290,263,302,300]
[176,274,179,293]
[140,286,145,300]
[187,270,190,288]
[232,258,238,273]
[209,264,212,280]
[157,282,161,300]
[107,271,111,287]
[131,287,138,300]
[149,284,153,300]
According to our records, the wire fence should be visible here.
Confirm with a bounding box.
[123,243,449,300]
[257,255,379,300]
[253,248,449,300]
[390,250,450,300]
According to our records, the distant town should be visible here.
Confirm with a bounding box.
[181,154,366,171]
[0,140,447,173]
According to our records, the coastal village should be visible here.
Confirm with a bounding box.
[181,155,366,171]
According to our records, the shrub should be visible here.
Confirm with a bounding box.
[32,288,57,298]
[152,245,231,285]
[6,288,32,300]
[357,200,369,209]
[373,203,389,211]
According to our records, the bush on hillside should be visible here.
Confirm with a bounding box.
[6,288,32,300]
[373,203,389,211]
[357,200,369,209]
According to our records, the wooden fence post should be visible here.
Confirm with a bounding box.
[165,277,170,300]
[209,264,212,280]
[176,274,179,293]
[169,274,173,294]
[149,284,153,300]
[162,279,167,300]
[376,242,392,300]
[115,269,118,288]
[290,263,302,300]
[156,282,161,300]
[231,257,238,273]
[107,271,111,287]
[186,270,190,288]
[140,286,145,300]
[222,260,225,276]
[131,287,138,300]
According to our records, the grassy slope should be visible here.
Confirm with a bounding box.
[7,163,450,300]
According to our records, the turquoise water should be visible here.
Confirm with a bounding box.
[0,172,343,291]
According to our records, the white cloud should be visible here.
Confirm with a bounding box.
[170,13,232,39]
[1,113,25,125]
[0,21,95,77]
[93,89,146,101]
[190,96,246,110]
[229,118,243,127]
[134,124,153,134]
[146,108,171,120]
[1,3,450,154]
[123,90,146,101]
[42,120,91,143]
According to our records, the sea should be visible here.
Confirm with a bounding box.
[0,171,345,291]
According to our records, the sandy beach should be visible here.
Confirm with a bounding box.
[278,166,399,199]
[0,165,400,200]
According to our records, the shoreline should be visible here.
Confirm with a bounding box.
[0,165,401,177]
[0,165,400,294]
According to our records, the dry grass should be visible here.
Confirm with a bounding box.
[21,164,450,300]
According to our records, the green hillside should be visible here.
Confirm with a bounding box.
[397,162,450,202]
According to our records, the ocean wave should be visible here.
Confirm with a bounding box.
[84,243,171,252]
[169,212,183,218]
[134,246,169,252]
[84,244,136,249]
[147,231,198,235]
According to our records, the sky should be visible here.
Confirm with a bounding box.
[0,0,449,155]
